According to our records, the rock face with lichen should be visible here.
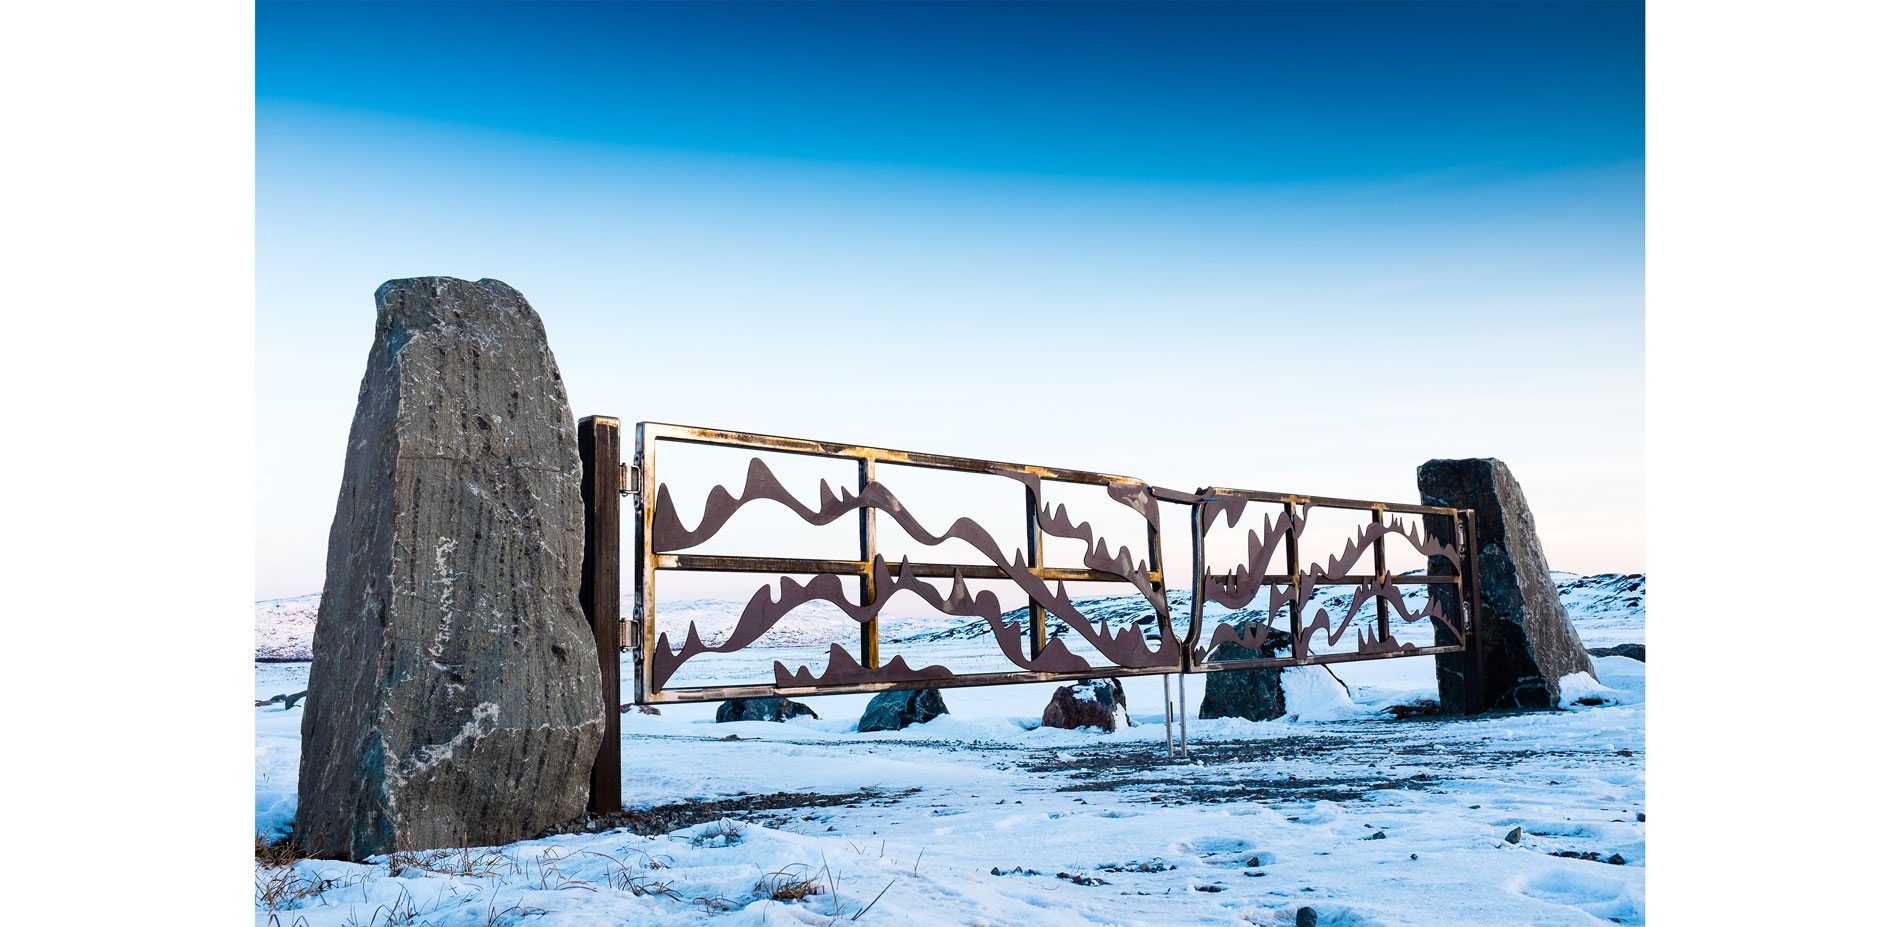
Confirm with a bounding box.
[295,277,603,860]
[1419,458,1594,711]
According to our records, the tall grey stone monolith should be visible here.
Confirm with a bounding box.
[1418,458,1594,711]
[295,277,603,859]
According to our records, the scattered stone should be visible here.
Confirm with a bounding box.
[1041,678,1132,731]
[1244,870,1266,877]
[255,690,308,710]
[990,866,1042,877]
[1056,871,1109,886]
[295,277,602,860]
[1368,830,1386,840]
[1419,458,1597,710]
[856,688,947,732]
[1410,853,1419,860]
[1587,643,1646,663]
[1577,697,1606,707]
[1246,855,1261,867]
[1197,633,1291,722]
[1607,853,1626,865]
[638,705,660,715]
[1296,906,1320,927]
[715,698,818,723]
[1636,812,1645,823]
[1193,884,1224,893]
[1382,699,1439,720]
[1505,826,1523,844]
[1099,860,1176,873]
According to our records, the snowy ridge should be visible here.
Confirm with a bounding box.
[254,571,1644,659]
[254,593,322,660]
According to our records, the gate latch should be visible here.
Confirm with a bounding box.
[618,463,638,496]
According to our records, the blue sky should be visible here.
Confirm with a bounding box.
[256,1,1643,599]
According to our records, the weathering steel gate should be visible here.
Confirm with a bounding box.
[577,418,1483,813]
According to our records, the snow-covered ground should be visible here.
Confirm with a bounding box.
[254,576,1644,926]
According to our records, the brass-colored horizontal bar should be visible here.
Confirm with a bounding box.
[655,553,1162,584]
[640,421,1145,487]
[1202,486,1464,517]
[1195,642,1465,673]
[1207,574,1461,585]
[642,663,1181,704]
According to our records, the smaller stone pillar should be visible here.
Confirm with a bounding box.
[1418,458,1594,711]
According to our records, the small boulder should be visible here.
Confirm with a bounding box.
[1041,678,1131,732]
[856,688,947,732]
[715,698,818,723]
[1587,643,1646,663]
[1296,907,1320,927]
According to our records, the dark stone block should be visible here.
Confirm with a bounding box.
[1197,628,1292,722]
[715,697,818,723]
[856,688,948,732]
[1588,643,1646,662]
[1418,458,1595,711]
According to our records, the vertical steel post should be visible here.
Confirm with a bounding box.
[1025,484,1046,659]
[1163,674,1176,759]
[858,457,879,669]
[1371,506,1390,643]
[1177,669,1189,757]
[1460,508,1486,715]
[578,415,622,815]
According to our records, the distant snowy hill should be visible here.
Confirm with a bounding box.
[255,571,1645,660]
[907,572,1646,649]
[255,593,321,660]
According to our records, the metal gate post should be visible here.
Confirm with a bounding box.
[579,415,622,814]
[1460,508,1486,715]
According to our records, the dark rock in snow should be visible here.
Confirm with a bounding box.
[715,697,818,723]
[1041,678,1131,731]
[295,278,603,860]
[1419,458,1597,711]
[1296,906,1320,927]
[856,688,947,732]
[1505,826,1523,844]
[1197,632,1291,722]
[1588,643,1647,663]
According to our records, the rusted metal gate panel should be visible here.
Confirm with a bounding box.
[576,420,1481,710]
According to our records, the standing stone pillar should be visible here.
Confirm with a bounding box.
[1418,458,1594,711]
[295,277,604,859]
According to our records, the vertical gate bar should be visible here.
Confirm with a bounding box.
[1371,506,1391,642]
[578,415,622,815]
[1147,497,1172,650]
[858,456,880,670]
[1461,508,1486,714]
[1025,484,1046,659]
[1186,497,1206,671]
[1284,501,1304,662]
[637,424,657,704]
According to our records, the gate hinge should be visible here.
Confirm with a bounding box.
[618,463,638,496]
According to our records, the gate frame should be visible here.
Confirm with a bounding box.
[576,417,1484,814]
